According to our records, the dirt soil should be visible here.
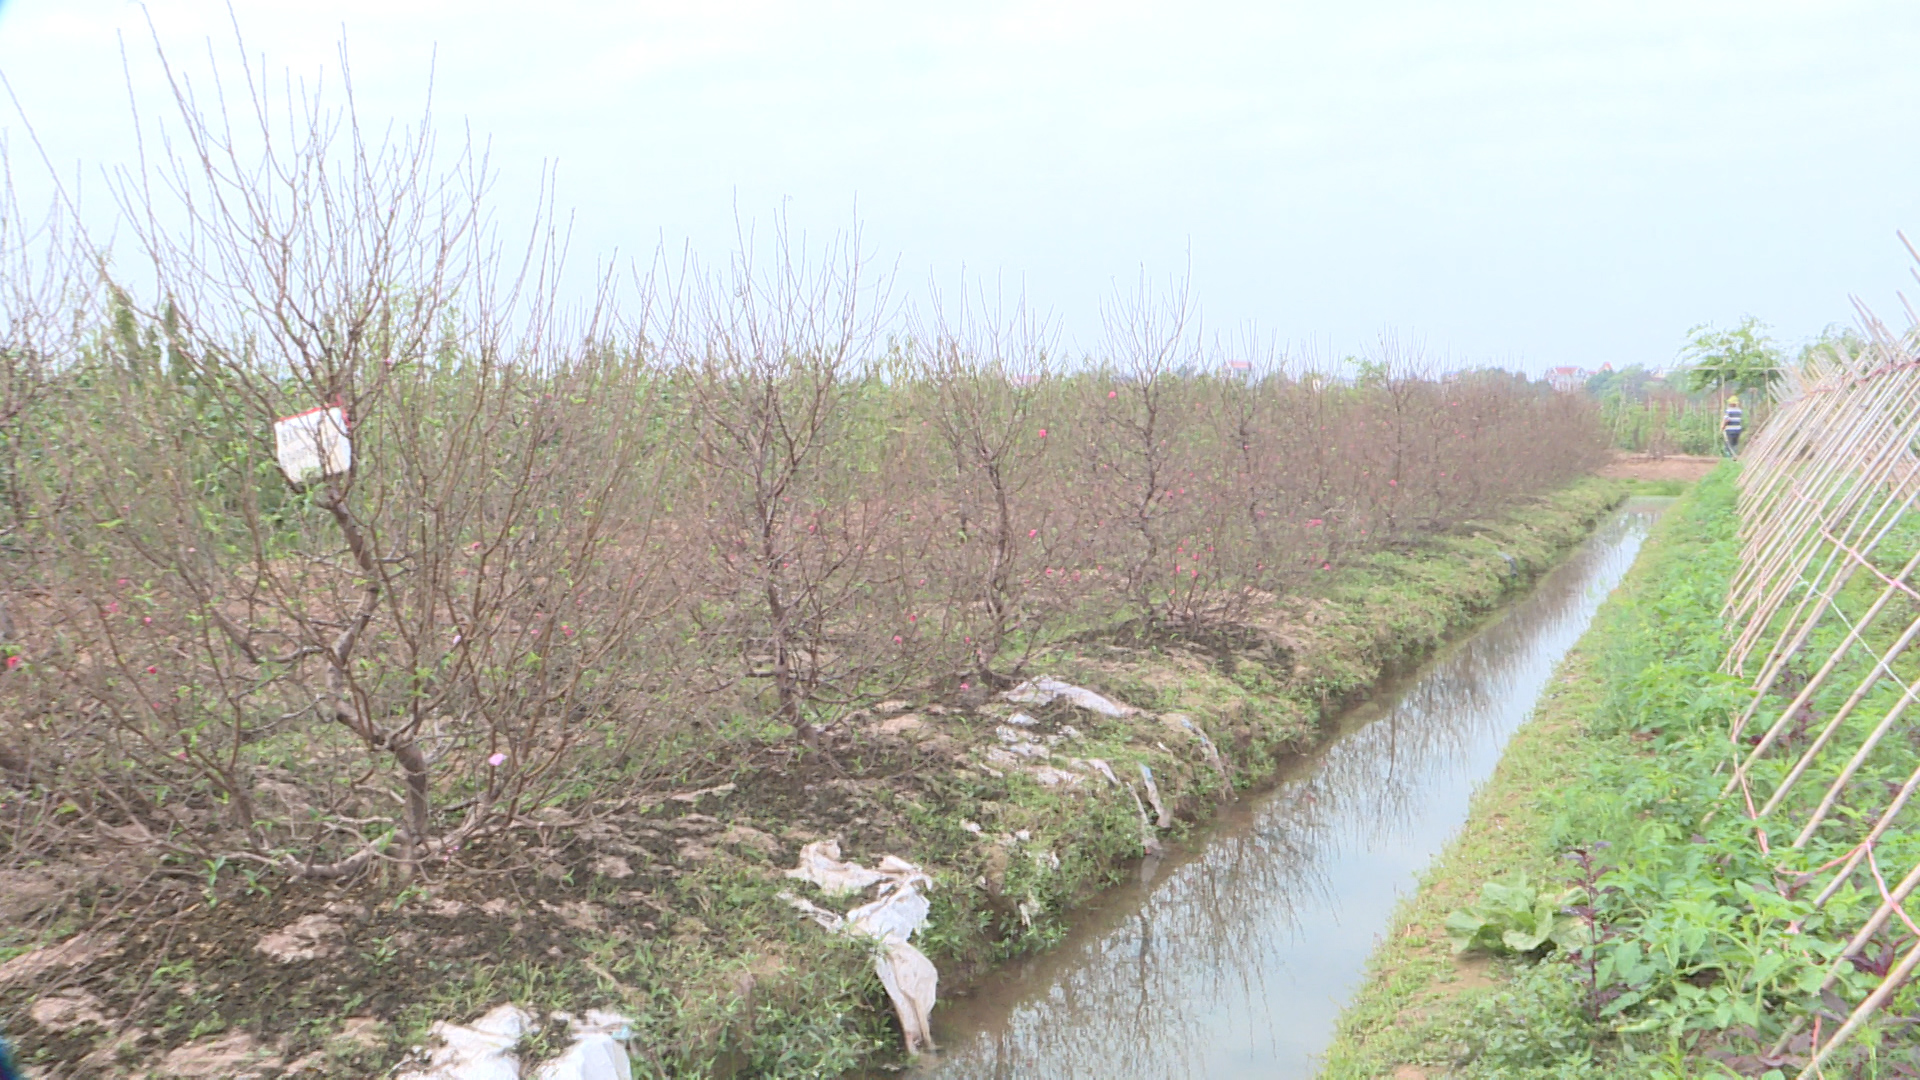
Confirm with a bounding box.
[0,481,1628,1080]
[1595,450,1721,482]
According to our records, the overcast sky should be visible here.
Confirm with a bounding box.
[1,1,1917,373]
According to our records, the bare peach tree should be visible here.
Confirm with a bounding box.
[0,146,95,853]
[1085,274,1205,625]
[0,165,85,534]
[16,40,676,878]
[911,284,1056,681]
[664,225,901,733]
[0,32,1617,897]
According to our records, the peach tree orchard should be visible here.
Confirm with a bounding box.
[2,67,679,882]
[0,62,1609,893]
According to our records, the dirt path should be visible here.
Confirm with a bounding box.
[1595,451,1721,482]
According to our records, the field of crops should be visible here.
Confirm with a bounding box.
[0,74,1617,1079]
[0,96,1606,893]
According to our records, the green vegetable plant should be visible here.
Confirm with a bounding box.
[1446,874,1588,957]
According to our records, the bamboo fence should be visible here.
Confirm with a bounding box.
[1722,313,1920,1076]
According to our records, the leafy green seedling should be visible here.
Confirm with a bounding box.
[1445,874,1586,956]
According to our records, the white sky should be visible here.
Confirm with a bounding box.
[1,1,1918,372]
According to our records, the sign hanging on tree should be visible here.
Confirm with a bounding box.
[273,404,352,485]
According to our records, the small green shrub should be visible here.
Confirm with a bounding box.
[1446,875,1586,957]
[1458,961,1607,1079]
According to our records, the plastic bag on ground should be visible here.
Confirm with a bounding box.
[1068,757,1120,786]
[781,841,940,1054]
[533,1012,633,1080]
[1004,676,1138,717]
[1028,765,1083,787]
[398,1005,635,1080]
[396,1004,531,1080]
[872,938,938,1053]
[784,839,893,896]
[845,877,931,943]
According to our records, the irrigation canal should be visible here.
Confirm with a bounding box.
[914,498,1670,1079]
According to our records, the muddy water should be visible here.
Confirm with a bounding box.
[917,499,1669,1080]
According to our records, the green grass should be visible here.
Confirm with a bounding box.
[1323,465,1920,1079]
[1321,473,1733,1079]
[1618,477,1690,497]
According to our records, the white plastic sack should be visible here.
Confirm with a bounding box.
[396,1004,531,1080]
[844,877,931,943]
[781,842,940,1054]
[398,1006,635,1080]
[273,405,352,485]
[533,1012,633,1080]
[1004,676,1138,717]
[785,839,914,896]
[1028,765,1083,787]
[872,938,939,1053]
[993,726,1051,759]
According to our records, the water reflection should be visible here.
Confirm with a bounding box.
[919,500,1667,1080]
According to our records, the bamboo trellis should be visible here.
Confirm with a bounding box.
[1721,308,1920,1077]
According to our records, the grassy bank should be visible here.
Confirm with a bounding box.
[1320,473,1734,1079]
[1,479,1624,1079]
[1323,465,1912,1079]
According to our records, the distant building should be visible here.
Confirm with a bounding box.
[1223,359,1253,377]
[1544,366,1591,393]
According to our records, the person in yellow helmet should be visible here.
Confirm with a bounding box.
[1722,394,1744,456]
